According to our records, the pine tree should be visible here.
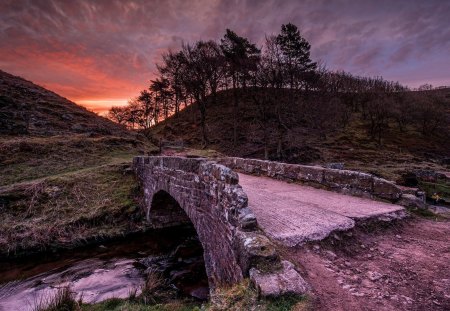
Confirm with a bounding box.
[276,23,316,89]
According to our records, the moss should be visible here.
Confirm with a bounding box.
[266,295,310,311]
[206,279,310,311]
[418,180,450,200]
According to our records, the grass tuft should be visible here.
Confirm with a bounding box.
[33,287,81,311]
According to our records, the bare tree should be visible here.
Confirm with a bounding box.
[220,29,260,146]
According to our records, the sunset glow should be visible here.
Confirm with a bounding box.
[1,0,449,114]
[77,99,130,114]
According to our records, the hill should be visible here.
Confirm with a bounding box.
[0,69,129,136]
[149,88,450,183]
[0,70,156,256]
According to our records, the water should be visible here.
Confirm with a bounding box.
[0,227,208,311]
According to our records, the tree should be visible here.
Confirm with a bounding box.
[108,106,129,126]
[179,41,218,146]
[276,23,316,90]
[220,29,261,146]
[137,90,153,129]
[262,35,292,159]
[197,40,225,106]
[150,77,171,121]
[158,51,186,115]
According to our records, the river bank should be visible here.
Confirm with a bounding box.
[0,227,208,311]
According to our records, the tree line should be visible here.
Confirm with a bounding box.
[108,23,449,158]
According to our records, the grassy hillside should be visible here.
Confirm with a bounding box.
[0,70,157,256]
[0,69,129,136]
[149,89,450,183]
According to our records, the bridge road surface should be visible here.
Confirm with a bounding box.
[238,173,406,247]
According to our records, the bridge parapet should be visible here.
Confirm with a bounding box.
[133,156,307,295]
[218,157,406,203]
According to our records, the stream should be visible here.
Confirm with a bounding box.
[0,227,208,311]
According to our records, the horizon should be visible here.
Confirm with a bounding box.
[1,0,449,114]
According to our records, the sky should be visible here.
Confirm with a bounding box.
[1,0,449,114]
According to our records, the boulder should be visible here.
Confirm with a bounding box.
[250,260,309,298]
[234,231,279,273]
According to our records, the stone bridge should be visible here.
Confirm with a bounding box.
[133,156,417,295]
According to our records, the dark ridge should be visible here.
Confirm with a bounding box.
[0,69,130,137]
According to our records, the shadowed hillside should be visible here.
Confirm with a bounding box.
[0,70,156,256]
[149,88,450,182]
[0,69,129,136]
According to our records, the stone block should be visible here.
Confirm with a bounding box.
[237,207,258,231]
[280,164,301,180]
[250,260,309,298]
[296,165,325,184]
[373,177,402,201]
[398,194,426,209]
[323,169,373,192]
[234,231,279,274]
[267,162,285,178]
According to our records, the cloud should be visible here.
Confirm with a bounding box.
[1,0,449,113]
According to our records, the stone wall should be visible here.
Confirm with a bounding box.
[217,157,405,203]
[133,156,287,291]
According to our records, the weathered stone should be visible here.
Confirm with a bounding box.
[236,207,258,230]
[234,231,279,274]
[219,157,407,203]
[398,186,420,195]
[134,156,248,289]
[325,163,345,170]
[373,177,402,201]
[267,161,285,179]
[250,261,309,298]
[133,156,291,292]
[296,165,324,184]
[398,194,426,209]
[324,169,373,193]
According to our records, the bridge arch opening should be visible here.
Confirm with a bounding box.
[149,190,209,299]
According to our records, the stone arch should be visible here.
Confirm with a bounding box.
[149,190,192,229]
[133,156,277,290]
[144,179,246,289]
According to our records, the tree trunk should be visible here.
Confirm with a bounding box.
[232,75,238,147]
[276,127,283,160]
[200,103,207,147]
[263,126,269,160]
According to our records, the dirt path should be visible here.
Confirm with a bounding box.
[285,218,450,311]
[238,173,405,247]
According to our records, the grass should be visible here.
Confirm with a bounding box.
[0,134,156,186]
[0,129,159,257]
[208,280,310,311]
[82,300,200,311]
[419,180,450,201]
[33,287,82,311]
[78,279,309,311]
[0,163,146,256]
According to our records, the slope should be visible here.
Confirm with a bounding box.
[0,70,156,256]
[149,89,450,183]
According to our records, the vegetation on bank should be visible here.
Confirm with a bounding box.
[0,134,151,186]
[33,279,310,311]
[0,68,158,256]
[0,162,146,256]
